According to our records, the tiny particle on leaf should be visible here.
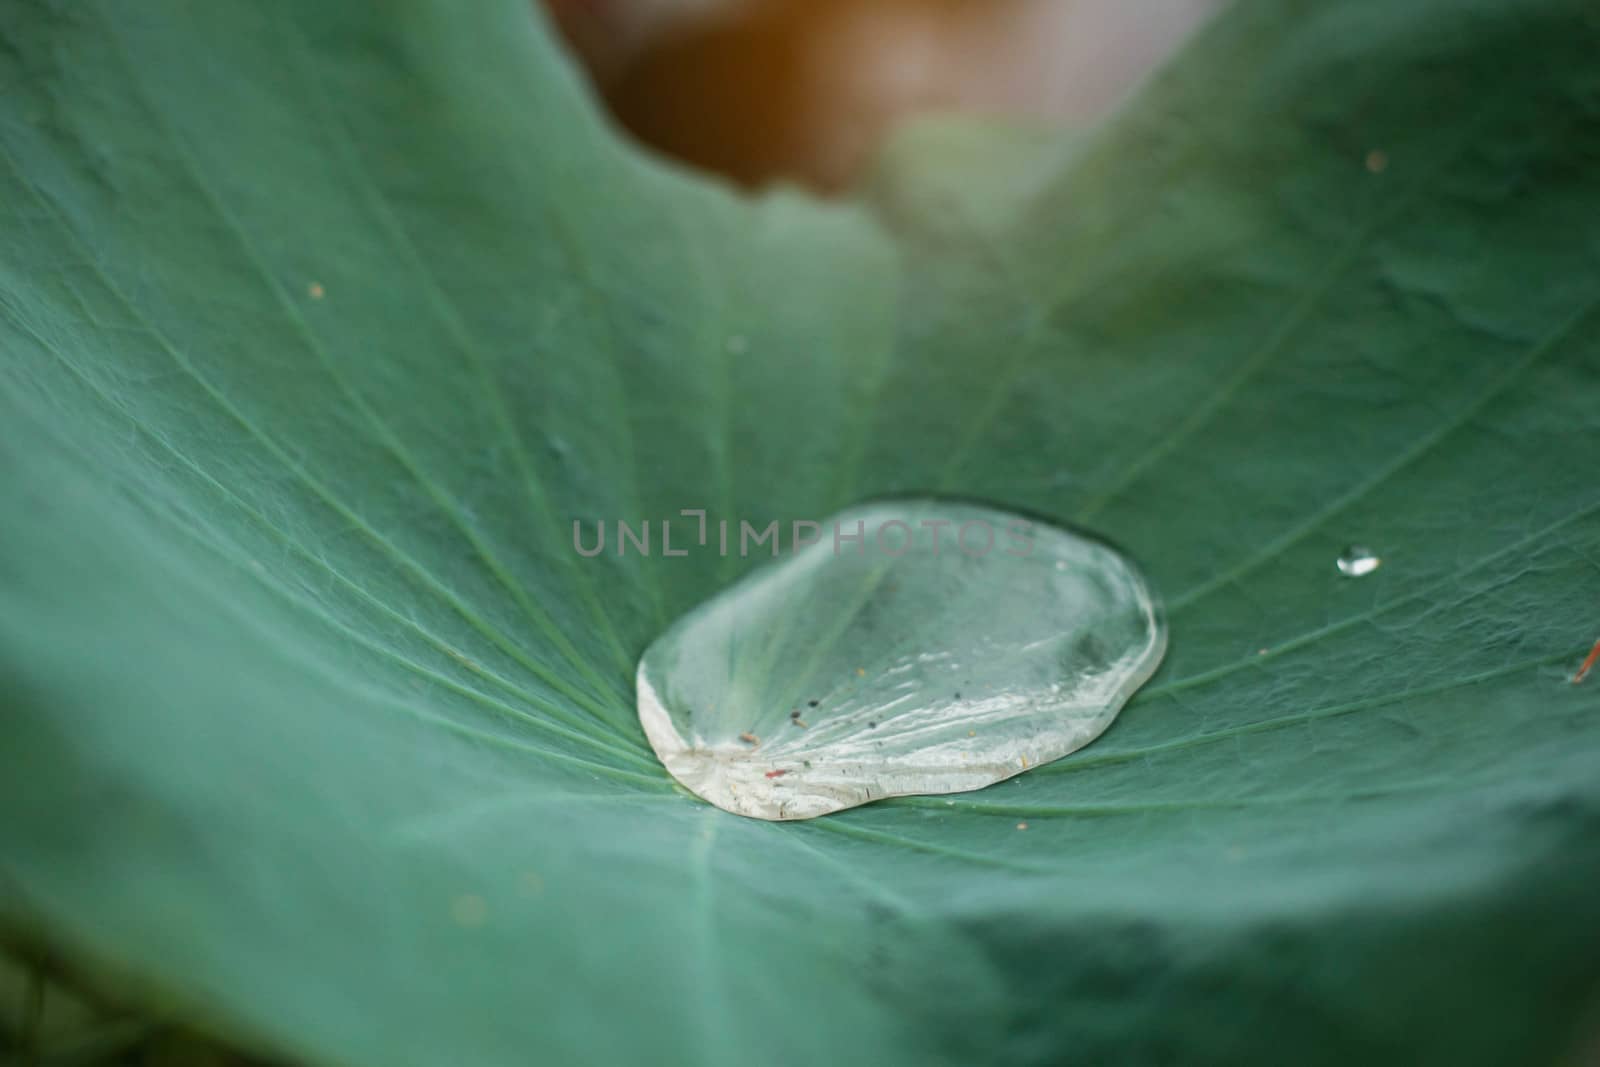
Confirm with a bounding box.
[765,769,787,779]
[307,281,325,299]
[444,647,481,671]
[1365,149,1388,173]
[450,894,488,927]
[1573,637,1600,684]
[739,731,759,745]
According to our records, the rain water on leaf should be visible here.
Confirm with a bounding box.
[636,500,1167,819]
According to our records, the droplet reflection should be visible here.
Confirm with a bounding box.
[1336,545,1382,578]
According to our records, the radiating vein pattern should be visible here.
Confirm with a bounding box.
[1,1,1598,1065]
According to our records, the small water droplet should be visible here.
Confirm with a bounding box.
[636,499,1167,820]
[1336,545,1382,577]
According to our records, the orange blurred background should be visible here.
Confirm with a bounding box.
[545,0,1224,191]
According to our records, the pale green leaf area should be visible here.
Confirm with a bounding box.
[2,1,1599,1064]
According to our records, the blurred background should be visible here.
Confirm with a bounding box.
[544,0,1225,190]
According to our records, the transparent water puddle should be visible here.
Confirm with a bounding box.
[636,499,1166,819]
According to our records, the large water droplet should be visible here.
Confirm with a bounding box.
[1336,545,1381,577]
[636,499,1167,819]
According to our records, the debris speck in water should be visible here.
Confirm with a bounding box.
[765,769,788,779]
[739,732,759,746]
[1015,822,1028,831]
[1365,149,1389,173]
[307,281,325,300]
